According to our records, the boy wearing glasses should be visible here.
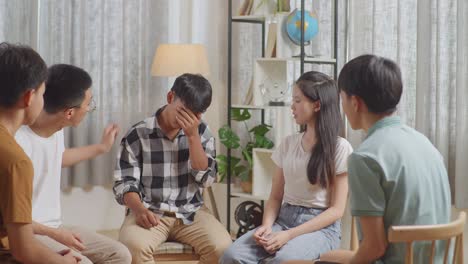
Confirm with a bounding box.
[15,64,131,264]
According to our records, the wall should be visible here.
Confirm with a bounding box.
[61,186,125,231]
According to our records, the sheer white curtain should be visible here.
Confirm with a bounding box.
[34,0,171,188]
[0,0,228,188]
[0,1,38,46]
[346,0,468,208]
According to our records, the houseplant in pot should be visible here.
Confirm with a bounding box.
[217,109,274,193]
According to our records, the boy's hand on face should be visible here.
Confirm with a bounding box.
[100,124,120,152]
[176,107,201,137]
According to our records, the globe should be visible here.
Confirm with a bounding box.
[285,8,319,46]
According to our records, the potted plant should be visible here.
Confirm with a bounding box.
[217,109,274,193]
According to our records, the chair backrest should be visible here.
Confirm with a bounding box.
[387,212,466,264]
[202,186,220,221]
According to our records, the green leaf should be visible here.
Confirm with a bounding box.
[254,135,275,149]
[239,169,251,182]
[218,125,240,149]
[230,156,241,168]
[216,155,241,183]
[242,146,253,167]
[233,164,248,177]
[216,155,228,182]
[249,124,272,137]
[231,109,251,122]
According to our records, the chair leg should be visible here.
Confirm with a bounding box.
[406,242,413,264]
[207,187,220,221]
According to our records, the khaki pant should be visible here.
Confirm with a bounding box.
[118,208,232,264]
[36,226,131,264]
[0,226,131,264]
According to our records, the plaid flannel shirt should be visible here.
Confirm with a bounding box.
[113,107,217,224]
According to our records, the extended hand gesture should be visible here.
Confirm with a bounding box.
[100,124,120,152]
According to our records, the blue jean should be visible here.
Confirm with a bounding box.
[220,203,341,264]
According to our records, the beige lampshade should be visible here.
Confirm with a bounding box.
[151,44,210,77]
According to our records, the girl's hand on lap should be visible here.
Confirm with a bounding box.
[263,230,291,254]
[253,225,272,246]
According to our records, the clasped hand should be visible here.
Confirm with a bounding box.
[253,225,292,254]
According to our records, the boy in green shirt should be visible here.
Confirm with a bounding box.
[286,55,451,264]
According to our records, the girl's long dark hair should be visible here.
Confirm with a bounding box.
[296,71,342,189]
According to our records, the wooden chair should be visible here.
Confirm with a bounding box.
[350,216,359,251]
[153,186,220,262]
[387,212,466,264]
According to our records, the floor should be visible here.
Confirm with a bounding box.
[159,262,197,264]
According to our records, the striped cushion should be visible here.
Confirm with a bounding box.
[155,242,195,255]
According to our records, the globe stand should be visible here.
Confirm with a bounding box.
[291,41,314,58]
[292,52,315,58]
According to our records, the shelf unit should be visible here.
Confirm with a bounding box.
[226,0,340,232]
[231,191,269,201]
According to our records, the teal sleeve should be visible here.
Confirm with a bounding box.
[348,153,386,216]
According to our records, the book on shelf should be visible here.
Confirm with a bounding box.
[246,0,254,15]
[243,78,254,105]
[265,22,277,58]
[272,41,277,58]
[238,0,254,16]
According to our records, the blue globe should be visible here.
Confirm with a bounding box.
[285,9,319,46]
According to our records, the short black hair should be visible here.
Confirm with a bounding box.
[338,54,402,114]
[171,73,212,113]
[44,64,92,113]
[0,42,47,108]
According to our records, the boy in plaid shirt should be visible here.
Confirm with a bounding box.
[114,73,231,264]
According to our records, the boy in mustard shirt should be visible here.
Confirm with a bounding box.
[0,42,80,264]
